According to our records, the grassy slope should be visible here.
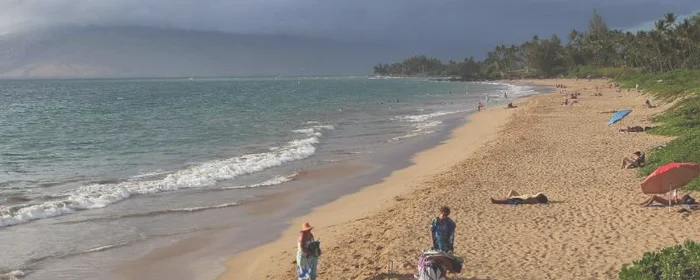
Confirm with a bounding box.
[616,70,700,190]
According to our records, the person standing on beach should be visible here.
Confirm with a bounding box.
[297,222,319,280]
[430,206,456,253]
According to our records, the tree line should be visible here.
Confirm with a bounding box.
[372,10,700,80]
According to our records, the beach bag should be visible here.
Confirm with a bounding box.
[419,250,464,273]
[417,254,446,280]
[307,240,322,257]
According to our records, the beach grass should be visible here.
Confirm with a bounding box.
[568,66,640,79]
[617,70,700,190]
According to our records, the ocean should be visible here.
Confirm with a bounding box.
[0,76,546,279]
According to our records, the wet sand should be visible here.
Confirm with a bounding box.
[217,78,700,279]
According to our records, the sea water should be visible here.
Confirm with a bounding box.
[0,76,546,279]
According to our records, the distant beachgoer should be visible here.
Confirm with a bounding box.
[641,193,696,207]
[507,102,517,109]
[635,84,639,91]
[619,126,652,133]
[645,100,656,108]
[297,222,320,280]
[477,102,484,112]
[621,151,645,169]
[491,190,549,205]
[562,98,569,106]
[503,92,508,99]
[430,206,456,253]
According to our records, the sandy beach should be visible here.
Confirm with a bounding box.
[218,79,699,280]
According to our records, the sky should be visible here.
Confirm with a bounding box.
[1,0,699,59]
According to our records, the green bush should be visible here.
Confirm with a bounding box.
[619,240,700,280]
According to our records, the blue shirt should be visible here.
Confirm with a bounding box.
[430,217,456,252]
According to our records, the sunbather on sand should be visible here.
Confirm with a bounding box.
[641,193,696,207]
[491,190,549,205]
[618,126,652,133]
[645,100,657,108]
[621,151,645,169]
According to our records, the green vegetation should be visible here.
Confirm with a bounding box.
[373,10,700,80]
[616,70,700,190]
[619,240,700,280]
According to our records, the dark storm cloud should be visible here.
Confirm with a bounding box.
[2,0,699,57]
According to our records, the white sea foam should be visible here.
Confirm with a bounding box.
[0,270,25,280]
[391,110,465,141]
[83,241,132,253]
[221,174,297,190]
[0,125,331,228]
[167,202,240,213]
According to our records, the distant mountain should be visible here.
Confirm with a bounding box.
[0,26,406,78]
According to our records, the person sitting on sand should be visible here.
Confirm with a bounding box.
[297,222,320,280]
[507,102,517,109]
[477,102,484,112]
[621,151,645,169]
[490,190,549,205]
[641,193,696,207]
[569,93,577,99]
[645,100,656,108]
[562,98,569,106]
[430,206,456,253]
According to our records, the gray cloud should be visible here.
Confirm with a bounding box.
[2,1,699,57]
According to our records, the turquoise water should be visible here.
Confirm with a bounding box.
[0,76,544,279]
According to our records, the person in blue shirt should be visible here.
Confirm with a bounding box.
[430,206,456,253]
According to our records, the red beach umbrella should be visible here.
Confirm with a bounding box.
[640,162,700,194]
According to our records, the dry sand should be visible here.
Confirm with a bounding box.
[218,79,699,280]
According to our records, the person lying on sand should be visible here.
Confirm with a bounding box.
[645,100,657,108]
[507,103,517,109]
[621,151,645,169]
[618,126,653,133]
[490,190,549,205]
[641,193,696,207]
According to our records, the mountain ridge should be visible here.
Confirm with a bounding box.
[0,26,404,78]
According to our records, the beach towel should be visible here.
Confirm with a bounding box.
[417,254,447,280]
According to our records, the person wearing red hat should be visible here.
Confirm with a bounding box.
[297,222,318,280]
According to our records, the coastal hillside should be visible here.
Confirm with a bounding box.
[0,26,401,78]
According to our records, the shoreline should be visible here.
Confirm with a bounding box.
[106,83,533,280]
[218,78,700,279]
[217,94,527,279]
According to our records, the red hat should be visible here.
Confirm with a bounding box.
[300,222,314,231]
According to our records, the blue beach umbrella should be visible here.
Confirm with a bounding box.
[608,109,632,126]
